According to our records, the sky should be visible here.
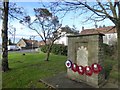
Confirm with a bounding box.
[0,1,115,44]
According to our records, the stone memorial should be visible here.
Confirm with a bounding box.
[66,33,105,88]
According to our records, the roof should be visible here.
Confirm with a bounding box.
[67,33,105,37]
[80,26,117,35]
[38,39,51,46]
[22,38,38,46]
[60,27,79,34]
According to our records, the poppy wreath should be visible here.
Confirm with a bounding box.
[71,63,78,72]
[65,60,72,68]
[84,66,93,76]
[91,63,102,74]
[65,60,102,76]
[78,65,85,75]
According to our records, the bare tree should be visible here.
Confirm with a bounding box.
[20,8,62,61]
[51,0,120,64]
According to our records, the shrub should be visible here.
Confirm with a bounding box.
[40,45,48,53]
[41,44,67,56]
[103,43,113,56]
[51,44,67,56]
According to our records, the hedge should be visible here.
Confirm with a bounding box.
[40,45,48,53]
[41,43,116,57]
[103,43,116,56]
[41,44,67,56]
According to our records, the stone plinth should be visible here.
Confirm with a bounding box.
[67,34,105,88]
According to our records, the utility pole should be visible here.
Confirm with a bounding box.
[13,28,16,44]
[8,26,16,44]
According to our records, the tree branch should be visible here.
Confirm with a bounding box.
[107,0,117,18]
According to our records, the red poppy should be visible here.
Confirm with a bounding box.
[91,63,102,74]
[78,65,85,75]
[71,63,78,72]
[85,66,93,76]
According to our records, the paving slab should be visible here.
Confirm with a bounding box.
[40,72,94,88]
[40,72,119,89]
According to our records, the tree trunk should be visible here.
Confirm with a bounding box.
[45,42,53,61]
[116,22,120,70]
[2,1,9,72]
[45,47,51,61]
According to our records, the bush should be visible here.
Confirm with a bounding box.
[103,43,118,79]
[103,43,117,60]
[103,43,113,56]
[40,45,48,53]
[41,44,67,56]
[51,44,67,56]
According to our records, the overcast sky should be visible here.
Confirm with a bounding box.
[0,1,115,44]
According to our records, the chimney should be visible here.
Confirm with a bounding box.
[99,26,102,28]
[103,25,105,27]
[95,24,98,28]
[82,26,84,31]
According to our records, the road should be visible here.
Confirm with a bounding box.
[0,49,39,54]
[8,49,39,53]
[0,45,39,53]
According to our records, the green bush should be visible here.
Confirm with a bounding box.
[51,44,67,56]
[40,45,48,53]
[41,44,67,56]
[52,44,67,56]
[103,43,118,79]
[103,43,113,56]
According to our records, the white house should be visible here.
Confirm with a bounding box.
[54,26,79,45]
[80,26,117,45]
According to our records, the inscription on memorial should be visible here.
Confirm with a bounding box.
[77,46,88,66]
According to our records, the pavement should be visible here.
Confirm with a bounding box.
[40,72,93,88]
[39,72,119,89]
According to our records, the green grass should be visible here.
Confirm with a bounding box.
[2,51,119,88]
[2,52,67,88]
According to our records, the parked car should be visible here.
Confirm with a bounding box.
[8,45,21,51]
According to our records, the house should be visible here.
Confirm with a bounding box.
[38,40,46,46]
[80,26,117,45]
[54,26,79,45]
[17,38,38,49]
[38,39,52,47]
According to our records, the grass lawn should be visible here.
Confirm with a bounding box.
[2,52,119,88]
[2,52,67,88]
